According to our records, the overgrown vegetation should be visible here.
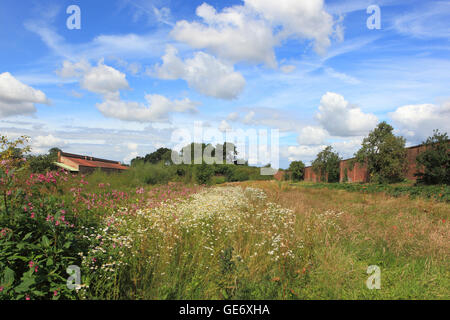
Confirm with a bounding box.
[312,146,341,183]
[354,122,407,184]
[297,181,449,202]
[415,130,450,185]
[288,160,305,182]
[1,135,449,300]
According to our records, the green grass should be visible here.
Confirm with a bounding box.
[2,165,448,300]
[295,181,450,202]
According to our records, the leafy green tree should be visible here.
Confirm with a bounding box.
[130,156,145,167]
[355,121,406,184]
[26,148,60,173]
[144,147,173,164]
[288,160,305,181]
[27,155,57,173]
[48,147,62,161]
[312,146,341,182]
[415,130,450,185]
[215,142,237,164]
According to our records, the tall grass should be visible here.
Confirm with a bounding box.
[76,181,449,299]
[86,163,272,191]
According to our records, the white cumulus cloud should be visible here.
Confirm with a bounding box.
[57,59,198,123]
[171,0,340,67]
[245,0,338,55]
[31,134,66,154]
[155,46,245,99]
[57,59,129,95]
[297,126,329,145]
[96,93,198,123]
[316,92,378,137]
[171,3,278,67]
[389,101,450,143]
[0,72,50,118]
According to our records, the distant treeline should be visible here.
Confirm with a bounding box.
[128,142,272,185]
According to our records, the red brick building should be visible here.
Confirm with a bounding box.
[54,151,129,174]
[303,144,427,183]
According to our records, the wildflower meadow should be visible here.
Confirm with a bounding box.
[1,136,449,300]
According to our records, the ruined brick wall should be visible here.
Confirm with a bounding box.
[273,170,286,181]
[304,166,323,182]
[405,145,426,180]
[304,166,314,181]
[300,143,435,183]
[339,159,369,183]
[337,145,428,183]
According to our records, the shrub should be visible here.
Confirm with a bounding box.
[283,171,292,181]
[195,163,214,185]
[142,165,172,185]
[212,176,227,184]
[226,167,250,182]
[415,130,449,185]
[288,161,305,181]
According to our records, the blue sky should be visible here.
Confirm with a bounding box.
[0,0,449,168]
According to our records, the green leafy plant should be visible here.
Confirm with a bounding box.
[288,161,305,181]
[415,130,449,185]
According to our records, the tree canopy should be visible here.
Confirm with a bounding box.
[415,130,449,185]
[288,160,305,181]
[354,121,406,184]
[312,146,341,182]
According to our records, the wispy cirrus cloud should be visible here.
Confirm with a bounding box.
[392,1,450,39]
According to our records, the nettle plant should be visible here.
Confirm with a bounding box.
[0,135,97,300]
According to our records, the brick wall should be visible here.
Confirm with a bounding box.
[304,166,323,182]
[339,159,369,183]
[304,143,431,183]
[405,145,426,180]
